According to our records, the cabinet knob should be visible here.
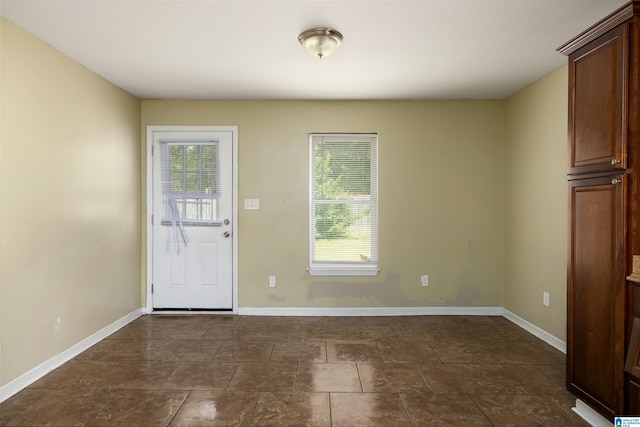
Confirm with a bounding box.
[612,178,622,185]
[611,159,622,166]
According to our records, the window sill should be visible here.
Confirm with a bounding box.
[308,266,379,277]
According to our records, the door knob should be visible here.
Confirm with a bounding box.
[612,178,621,185]
[612,159,622,166]
[223,231,231,238]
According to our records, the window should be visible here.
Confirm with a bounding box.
[309,133,378,276]
[160,141,220,225]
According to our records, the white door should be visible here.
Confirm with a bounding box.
[152,130,233,309]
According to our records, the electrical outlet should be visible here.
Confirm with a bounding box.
[269,276,276,288]
[543,292,550,307]
[421,275,429,286]
[244,199,260,210]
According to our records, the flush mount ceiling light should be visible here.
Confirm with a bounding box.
[298,28,343,58]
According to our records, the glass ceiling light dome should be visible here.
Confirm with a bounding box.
[298,28,343,58]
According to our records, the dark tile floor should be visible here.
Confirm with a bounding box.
[0,315,589,426]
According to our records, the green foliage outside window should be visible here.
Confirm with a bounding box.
[168,145,217,195]
[313,141,371,240]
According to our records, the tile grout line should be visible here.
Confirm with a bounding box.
[248,391,262,426]
[468,394,500,427]
[355,362,365,393]
[416,364,434,394]
[209,339,222,362]
[397,391,416,427]
[267,340,275,361]
[224,360,241,392]
[328,391,333,427]
[165,389,191,427]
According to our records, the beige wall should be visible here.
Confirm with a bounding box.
[504,66,568,340]
[142,100,506,309]
[0,19,142,386]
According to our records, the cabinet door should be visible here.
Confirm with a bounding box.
[569,25,628,175]
[568,174,626,417]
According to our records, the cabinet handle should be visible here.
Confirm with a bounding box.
[612,178,622,185]
[612,159,622,166]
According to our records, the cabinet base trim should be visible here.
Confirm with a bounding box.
[573,399,613,427]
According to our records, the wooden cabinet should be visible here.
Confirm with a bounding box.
[568,26,628,175]
[567,175,626,417]
[560,1,640,418]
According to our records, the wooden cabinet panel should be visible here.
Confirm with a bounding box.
[625,376,640,415]
[625,317,640,379]
[568,175,626,417]
[569,26,628,175]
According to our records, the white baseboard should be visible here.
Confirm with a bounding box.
[0,307,143,403]
[238,306,504,316]
[572,399,612,427]
[502,309,566,353]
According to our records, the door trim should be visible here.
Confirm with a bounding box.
[145,125,238,314]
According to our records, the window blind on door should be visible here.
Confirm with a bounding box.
[159,140,220,222]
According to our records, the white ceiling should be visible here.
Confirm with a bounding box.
[0,0,628,100]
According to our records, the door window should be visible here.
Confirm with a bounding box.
[160,141,220,224]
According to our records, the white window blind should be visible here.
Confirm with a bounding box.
[309,133,378,275]
[160,140,220,223]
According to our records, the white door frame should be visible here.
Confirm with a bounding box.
[145,125,238,314]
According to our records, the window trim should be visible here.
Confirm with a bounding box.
[307,265,379,276]
[308,133,379,277]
